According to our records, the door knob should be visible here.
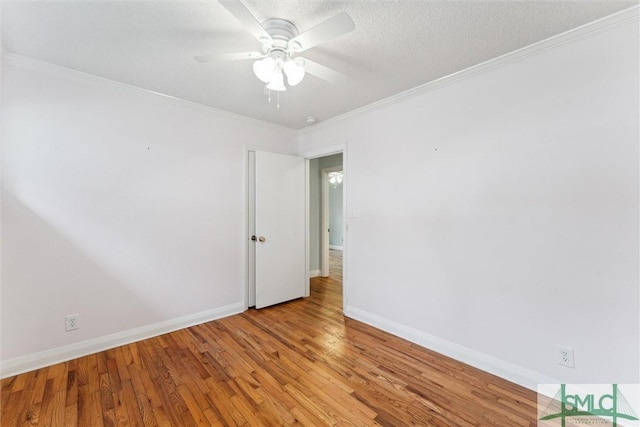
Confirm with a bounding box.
[258,236,266,242]
[251,235,257,241]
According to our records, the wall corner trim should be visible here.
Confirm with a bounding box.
[0,302,245,379]
[344,305,559,391]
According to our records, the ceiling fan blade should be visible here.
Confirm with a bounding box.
[195,51,265,63]
[288,12,355,53]
[219,0,272,43]
[300,58,349,85]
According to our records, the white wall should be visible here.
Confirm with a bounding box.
[299,17,639,386]
[1,56,297,370]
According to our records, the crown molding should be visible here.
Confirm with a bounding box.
[2,52,297,136]
[300,5,640,136]
[3,5,637,138]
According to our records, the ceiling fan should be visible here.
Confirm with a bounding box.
[195,0,355,95]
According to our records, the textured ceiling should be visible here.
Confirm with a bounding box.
[2,1,637,129]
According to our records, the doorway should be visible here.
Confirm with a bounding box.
[321,166,343,277]
[308,153,344,286]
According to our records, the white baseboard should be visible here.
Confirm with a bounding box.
[0,302,245,379]
[329,245,344,250]
[344,305,559,391]
[309,269,321,278]
[2,300,560,389]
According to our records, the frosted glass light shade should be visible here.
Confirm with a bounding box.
[253,57,276,83]
[266,71,286,92]
[283,59,305,86]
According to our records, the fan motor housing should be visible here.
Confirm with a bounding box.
[262,18,299,51]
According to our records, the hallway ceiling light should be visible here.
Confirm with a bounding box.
[329,171,343,188]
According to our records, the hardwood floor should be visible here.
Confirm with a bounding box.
[1,250,538,426]
[328,249,342,282]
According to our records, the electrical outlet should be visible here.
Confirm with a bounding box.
[65,314,79,331]
[557,345,574,368]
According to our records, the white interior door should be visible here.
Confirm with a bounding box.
[253,150,306,309]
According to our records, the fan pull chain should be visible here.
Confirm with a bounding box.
[264,88,281,110]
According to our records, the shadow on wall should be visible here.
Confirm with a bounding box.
[1,190,163,361]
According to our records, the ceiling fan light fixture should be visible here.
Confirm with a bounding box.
[283,59,305,86]
[197,4,356,109]
[253,57,276,83]
[266,70,286,92]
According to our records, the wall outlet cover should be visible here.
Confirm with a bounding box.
[65,314,79,331]
[557,345,575,368]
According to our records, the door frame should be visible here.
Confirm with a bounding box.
[303,144,347,312]
[321,166,343,277]
[244,144,347,312]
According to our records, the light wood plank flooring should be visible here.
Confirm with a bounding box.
[1,250,537,426]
